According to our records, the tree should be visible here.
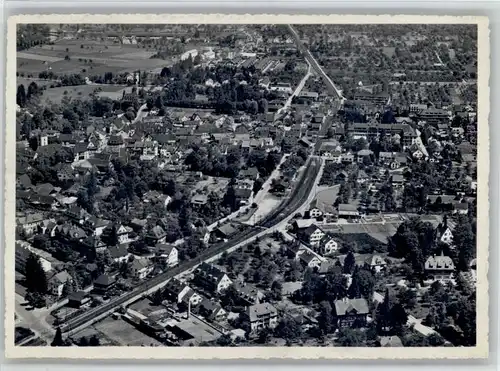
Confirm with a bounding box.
[51,327,64,346]
[326,128,335,139]
[377,288,394,332]
[17,84,27,107]
[101,224,119,246]
[258,98,268,114]
[453,215,475,271]
[343,251,356,274]
[397,287,417,310]
[274,317,303,342]
[336,327,367,347]
[24,253,48,295]
[348,268,375,299]
[216,333,232,346]
[317,301,336,334]
[390,303,409,333]
[89,335,100,346]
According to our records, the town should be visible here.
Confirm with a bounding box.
[14,23,477,348]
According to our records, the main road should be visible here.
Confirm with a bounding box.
[278,61,312,114]
[287,24,345,102]
[60,157,323,335]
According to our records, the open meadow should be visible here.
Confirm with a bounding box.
[17,39,173,76]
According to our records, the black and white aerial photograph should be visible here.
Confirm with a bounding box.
[11,20,483,353]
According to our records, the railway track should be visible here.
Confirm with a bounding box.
[60,158,321,334]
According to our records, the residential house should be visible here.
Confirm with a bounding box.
[213,223,239,241]
[73,142,91,162]
[341,153,355,164]
[297,224,326,247]
[357,170,369,184]
[285,240,307,260]
[83,217,110,237]
[390,174,405,187]
[48,270,73,297]
[67,291,91,309]
[93,274,116,294]
[193,262,232,294]
[108,245,130,263]
[333,298,369,328]
[131,258,154,280]
[234,188,253,205]
[244,302,278,333]
[318,235,338,256]
[107,135,125,152]
[15,243,60,273]
[364,255,387,273]
[239,167,259,181]
[453,202,469,215]
[16,213,45,236]
[378,336,404,347]
[435,223,454,245]
[191,194,209,209]
[424,253,455,282]
[308,199,336,220]
[155,244,179,267]
[65,206,91,224]
[164,279,201,305]
[198,298,227,322]
[145,225,167,245]
[232,281,264,306]
[299,251,323,269]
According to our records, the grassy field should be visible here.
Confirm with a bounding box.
[40,85,125,104]
[16,77,53,88]
[93,315,163,346]
[18,39,172,76]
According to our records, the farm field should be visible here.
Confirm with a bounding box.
[40,85,125,104]
[16,77,53,88]
[17,39,173,76]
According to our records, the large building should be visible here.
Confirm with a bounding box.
[347,122,418,147]
[297,224,326,247]
[333,298,369,328]
[417,108,450,125]
[424,253,455,282]
[244,302,278,333]
[193,263,233,294]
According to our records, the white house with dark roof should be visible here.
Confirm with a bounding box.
[155,244,179,267]
[244,302,278,332]
[299,251,323,269]
[318,235,338,256]
[298,224,326,247]
[193,262,232,294]
[108,245,130,263]
[435,223,454,245]
[131,258,154,280]
[424,252,455,282]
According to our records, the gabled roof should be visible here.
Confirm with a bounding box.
[425,253,455,270]
[108,245,129,259]
[147,225,166,239]
[246,302,277,322]
[334,298,369,316]
[94,274,115,286]
[195,262,228,282]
